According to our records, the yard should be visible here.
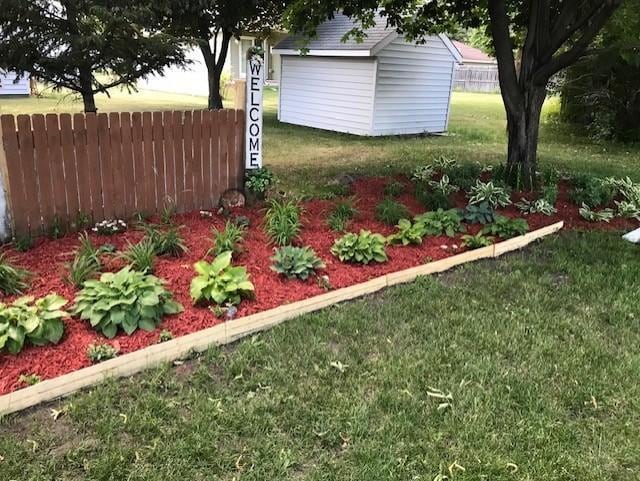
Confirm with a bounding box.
[0,88,639,480]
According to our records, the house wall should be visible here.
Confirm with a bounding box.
[0,72,30,96]
[371,36,456,135]
[278,56,377,136]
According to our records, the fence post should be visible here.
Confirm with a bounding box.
[0,119,13,240]
[234,80,246,111]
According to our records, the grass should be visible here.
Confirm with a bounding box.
[1,232,639,480]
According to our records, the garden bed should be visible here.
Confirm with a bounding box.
[0,176,637,396]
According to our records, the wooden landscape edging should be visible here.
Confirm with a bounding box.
[0,221,564,416]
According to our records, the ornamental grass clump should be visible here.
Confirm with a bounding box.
[0,294,68,354]
[140,224,188,257]
[331,230,388,264]
[210,220,246,257]
[0,253,31,295]
[73,266,183,339]
[264,198,303,246]
[190,251,255,306]
[118,237,157,273]
[326,200,358,232]
[271,246,325,280]
[67,233,102,288]
[375,198,410,226]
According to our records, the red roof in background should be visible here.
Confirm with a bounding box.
[452,40,496,64]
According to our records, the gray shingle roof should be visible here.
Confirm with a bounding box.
[274,13,394,52]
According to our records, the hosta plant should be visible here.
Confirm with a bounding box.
[414,209,464,237]
[432,155,457,170]
[615,200,640,220]
[411,165,435,182]
[515,198,557,216]
[271,246,325,280]
[461,232,494,249]
[579,203,615,223]
[462,201,495,225]
[387,219,425,245]
[570,175,615,207]
[482,216,529,238]
[73,267,183,339]
[331,230,388,264]
[0,253,31,295]
[0,294,68,354]
[190,251,255,306]
[428,175,459,196]
[468,180,512,208]
[264,198,303,246]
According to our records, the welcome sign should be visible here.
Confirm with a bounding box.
[245,52,264,170]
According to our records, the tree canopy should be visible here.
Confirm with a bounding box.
[0,0,187,112]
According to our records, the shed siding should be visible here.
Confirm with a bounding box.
[279,56,376,135]
[372,36,456,135]
[0,72,30,96]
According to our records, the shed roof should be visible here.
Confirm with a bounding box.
[274,13,462,62]
[451,41,496,64]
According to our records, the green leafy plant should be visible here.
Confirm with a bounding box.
[384,181,405,197]
[160,202,176,225]
[18,373,41,386]
[615,200,640,220]
[415,183,452,210]
[468,180,512,208]
[375,198,410,226]
[461,232,495,249]
[190,251,255,306]
[327,200,358,232]
[414,209,464,237]
[432,155,457,170]
[87,343,119,363]
[118,238,157,273]
[443,163,483,191]
[462,201,496,225]
[141,224,188,257]
[67,233,102,288]
[0,294,68,354]
[541,183,559,204]
[387,219,425,245]
[72,266,183,339]
[245,167,276,195]
[429,175,460,196]
[271,246,325,280]
[49,215,65,239]
[210,220,246,257]
[578,203,615,222]
[482,216,529,238]
[0,253,31,295]
[570,175,615,207]
[13,234,34,252]
[264,198,303,246]
[515,198,558,215]
[411,164,435,182]
[159,329,174,343]
[331,230,388,264]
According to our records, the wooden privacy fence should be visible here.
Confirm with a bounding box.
[454,67,500,93]
[0,109,245,237]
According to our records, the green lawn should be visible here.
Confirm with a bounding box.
[1,86,639,481]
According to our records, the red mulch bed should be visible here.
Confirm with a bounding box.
[0,177,637,395]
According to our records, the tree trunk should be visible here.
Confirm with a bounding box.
[199,31,232,110]
[207,71,224,110]
[79,68,97,113]
[504,86,547,190]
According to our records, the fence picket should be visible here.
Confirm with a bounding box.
[16,116,40,233]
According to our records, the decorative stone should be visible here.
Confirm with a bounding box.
[622,228,640,244]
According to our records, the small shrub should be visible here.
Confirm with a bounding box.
[482,216,529,238]
[0,294,68,354]
[271,246,325,280]
[411,165,435,182]
[92,219,127,235]
[468,180,512,208]
[118,238,157,273]
[429,175,460,196]
[67,233,102,288]
[375,198,410,226]
[384,181,405,197]
[18,373,41,386]
[387,219,425,245]
[578,203,615,222]
[327,200,358,232]
[0,254,31,295]
[515,198,557,216]
[414,209,464,237]
[73,267,183,338]
[13,235,34,252]
[570,175,615,207]
[210,220,246,257]
[461,232,494,249]
[462,202,496,225]
[141,225,188,257]
[87,343,119,363]
[331,230,388,264]
[444,164,483,191]
[415,183,452,210]
[245,167,276,195]
[190,251,255,306]
[264,198,303,246]
[159,329,174,343]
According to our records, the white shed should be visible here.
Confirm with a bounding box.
[273,14,462,136]
[0,71,30,96]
